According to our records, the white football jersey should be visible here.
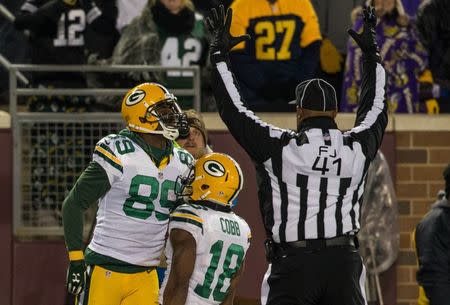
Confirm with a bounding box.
[160,203,252,305]
[87,133,193,266]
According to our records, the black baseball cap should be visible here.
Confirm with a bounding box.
[289,78,338,111]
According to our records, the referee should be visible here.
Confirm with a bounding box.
[206,5,387,305]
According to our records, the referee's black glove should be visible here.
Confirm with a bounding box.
[348,6,380,62]
[206,5,250,58]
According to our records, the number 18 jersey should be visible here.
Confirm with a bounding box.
[160,204,252,305]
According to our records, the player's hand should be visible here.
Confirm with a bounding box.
[348,6,379,58]
[66,260,86,295]
[206,5,250,56]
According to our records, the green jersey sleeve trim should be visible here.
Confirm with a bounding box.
[170,215,204,233]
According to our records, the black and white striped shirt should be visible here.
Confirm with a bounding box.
[211,54,387,243]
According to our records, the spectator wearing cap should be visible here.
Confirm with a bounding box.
[414,163,450,305]
[176,109,212,159]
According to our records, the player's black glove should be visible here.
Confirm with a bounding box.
[66,259,86,295]
[206,5,250,57]
[348,6,380,62]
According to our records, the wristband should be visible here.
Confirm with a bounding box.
[68,250,84,261]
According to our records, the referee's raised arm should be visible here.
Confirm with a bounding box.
[206,5,291,163]
[346,7,388,161]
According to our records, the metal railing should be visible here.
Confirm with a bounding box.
[8,64,201,115]
[8,64,201,236]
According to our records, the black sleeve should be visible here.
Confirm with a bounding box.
[344,54,388,161]
[84,0,119,58]
[14,0,67,31]
[432,210,450,282]
[211,52,292,163]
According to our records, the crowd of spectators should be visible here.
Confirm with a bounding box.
[0,0,449,113]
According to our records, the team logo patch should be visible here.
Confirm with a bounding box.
[204,160,225,177]
[125,89,146,106]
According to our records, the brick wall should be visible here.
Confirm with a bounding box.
[395,131,450,305]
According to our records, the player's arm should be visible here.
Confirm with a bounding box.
[207,5,289,163]
[433,211,450,282]
[62,161,110,295]
[14,0,75,31]
[163,229,197,305]
[221,259,246,305]
[62,161,110,253]
[344,7,388,161]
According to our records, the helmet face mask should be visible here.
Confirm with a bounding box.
[175,153,243,208]
[142,99,185,137]
[121,83,187,140]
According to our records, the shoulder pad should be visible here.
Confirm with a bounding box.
[170,204,205,231]
[93,134,125,173]
[96,134,120,147]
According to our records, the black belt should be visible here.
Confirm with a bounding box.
[277,235,357,250]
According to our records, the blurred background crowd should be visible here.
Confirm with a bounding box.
[0,0,449,114]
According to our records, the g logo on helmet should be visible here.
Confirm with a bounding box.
[204,160,225,177]
[125,89,146,106]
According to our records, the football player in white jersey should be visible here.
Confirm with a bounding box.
[160,152,252,305]
[62,82,194,305]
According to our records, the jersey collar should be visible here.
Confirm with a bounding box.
[119,129,174,167]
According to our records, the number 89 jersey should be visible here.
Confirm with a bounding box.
[88,133,193,267]
[160,204,252,305]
